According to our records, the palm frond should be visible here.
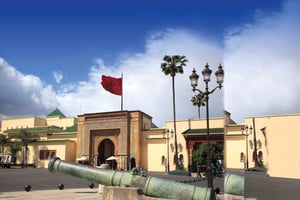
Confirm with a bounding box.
[161,55,188,77]
[191,93,206,106]
[163,55,172,63]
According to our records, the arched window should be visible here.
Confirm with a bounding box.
[161,155,166,165]
[173,154,177,164]
[258,151,263,162]
[179,154,184,165]
[240,152,245,162]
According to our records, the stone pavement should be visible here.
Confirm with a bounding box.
[0,167,249,200]
[0,188,102,200]
[0,188,255,200]
[6,167,299,200]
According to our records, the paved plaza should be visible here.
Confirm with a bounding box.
[0,188,102,200]
[245,170,300,200]
[0,167,102,200]
[1,167,299,200]
[0,167,224,200]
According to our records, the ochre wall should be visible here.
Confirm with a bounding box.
[224,135,245,169]
[2,117,47,131]
[141,128,166,171]
[266,115,300,178]
[225,114,300,179]
[47,117,77,129]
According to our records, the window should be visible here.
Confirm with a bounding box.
[39,150,56,160]
[258,151,263,162]
[130,157,136,168]
[161,155,166,165]
[240,152,245,162]
[179,154,184,165]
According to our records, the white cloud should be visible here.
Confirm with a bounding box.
[224,0,300,123]
[56,29,224,126]
[53,70,63,84]
[0,29,224,127]
[0,57,58,117]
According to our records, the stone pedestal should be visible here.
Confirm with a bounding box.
[103,186,171,200]
[98,184,104,194]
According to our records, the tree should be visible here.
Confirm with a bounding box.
[0,134,13,153]
[161,55,188,170]
[191,93,206,119]
[192,142,224,172]
[192,141,224,173]
[16,130,40,168]
[192,143,207,166]
[9,142,22,165]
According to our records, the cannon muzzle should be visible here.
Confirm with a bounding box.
[224,173,244,196]
[48,157,216,200]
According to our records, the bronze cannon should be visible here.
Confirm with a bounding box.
[48,157,216,200]
[224,173,244,196]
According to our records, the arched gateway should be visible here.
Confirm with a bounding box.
[76,110,153,170]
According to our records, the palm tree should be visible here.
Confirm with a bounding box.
[161,55,188,170]
[9,142,22,165]
[0,134,13,153]
[191,93,206,119]
[16,130,40,168]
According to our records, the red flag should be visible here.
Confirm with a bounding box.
[101,75,122,96]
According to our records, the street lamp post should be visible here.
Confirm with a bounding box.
[189,63,224,189]
[163,129,173,173]
[241,125,253,170]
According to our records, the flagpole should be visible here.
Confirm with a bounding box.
[121,73,123,111]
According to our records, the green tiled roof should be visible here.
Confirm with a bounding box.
[47,108,66,118]
[48,132,77,137]
[65,125,77,132]
[151,122,158,128]
[36,139,76,143]
[182,128,224,135]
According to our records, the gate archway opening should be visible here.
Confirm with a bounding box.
[97,139,115,167]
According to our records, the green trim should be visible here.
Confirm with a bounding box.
[4,126,63,133]
[48,132,77,136]
[182,128,224,135]
[144,137,165,140]
[4,125,77,134]
[36,139,75,143]
[8,139,75,144]
[225,134,244,136]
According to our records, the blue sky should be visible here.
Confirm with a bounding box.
[0,0,282,85]
[1,0,299,127]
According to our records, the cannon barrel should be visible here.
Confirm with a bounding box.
[48,157,216,200]
[224,173,244,196]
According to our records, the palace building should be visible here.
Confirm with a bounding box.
[1,108,300,179]
[0,108,224,172]
[1,108,77,168]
